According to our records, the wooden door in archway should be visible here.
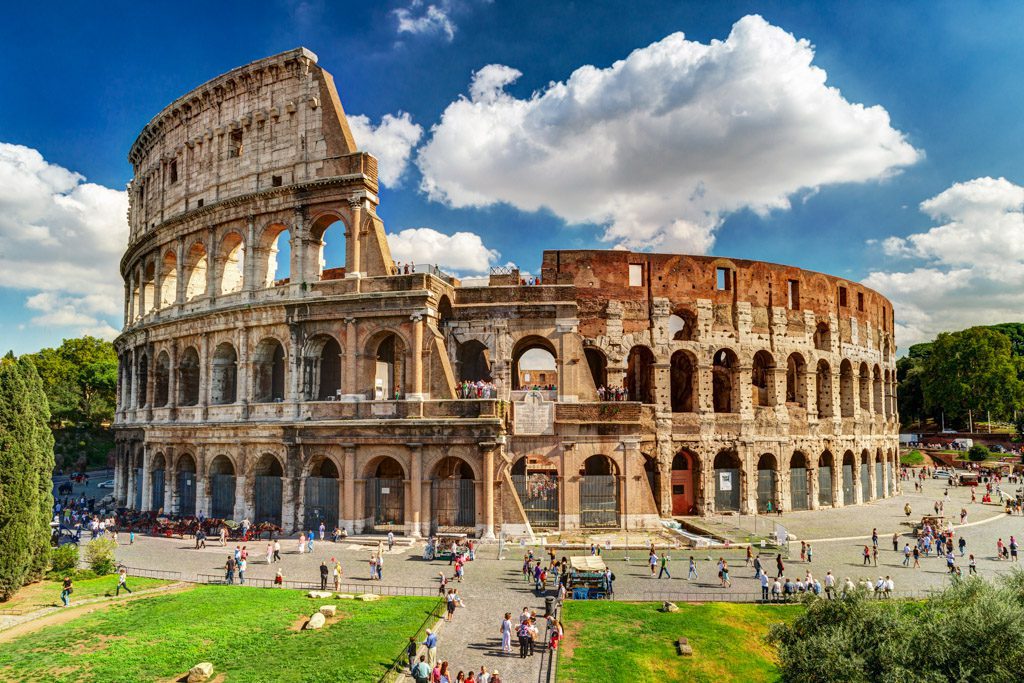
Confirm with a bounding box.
[671,452,695,516]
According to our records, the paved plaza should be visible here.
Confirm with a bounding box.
[55,472,1024,681]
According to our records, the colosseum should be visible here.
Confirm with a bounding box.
[112,48,900,538]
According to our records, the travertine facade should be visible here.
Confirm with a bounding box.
[113,49,900,537]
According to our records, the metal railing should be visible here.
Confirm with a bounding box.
[378,597,445,682]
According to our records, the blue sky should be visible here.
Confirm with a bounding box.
[1,1,1022,355]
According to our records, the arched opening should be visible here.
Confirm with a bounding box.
[208,455,236,519]
[431,457,476,532]
[786,353,807,407]
[365,457,405,532]
[253,338,286,403]
[842,450,856,504]
[457,340,492,383]
[670,350,697,413]
[177,347,200,406]
[860,449,872,501]
[510,456,559,528]
[304,335,342,400]
[756,453,778,513]
[751,350,775,407]
[154,351,170,407]
[584,347,608,392]
[626,346,656,403]
[580,455,620,527]
[176,453,197,517]
[816,359,833,418]
[859,363,871,412]
[669,310,697,341]
[309,217,347,281]
[513,337,557,391]
[141,262,156,315]
[713,450,741,512]
[253,453,283,526]
[150,453,166,512]
[370,333,405,399]
[839,360,855,417]
[184,242,208,301]
[160,250,177,307]
[136,353,149,408]
[304,457,340,531]
[872,366,883,415]
[813,322,831,352]
[818,451,834,506]
[790,452,809,511]
[260,225,291,288]
[218,231,245,295]
[875,450,884,499]
[210,342,238,405]
[713,348,739,413]
[671,450,697,515]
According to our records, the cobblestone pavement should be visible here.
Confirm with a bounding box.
[89,473,1024,681]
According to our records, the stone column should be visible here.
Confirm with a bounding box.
[342,445,356,533]
[408,443,422,537]
[140,446,152,511]
[408,314,425,400]
[342,317,359,400]
[346,198,363,277]
[482,444,496,540]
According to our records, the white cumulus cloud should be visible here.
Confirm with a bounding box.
[417,14,921,253]
[349,111,424,187]
[386,227,498,273]
[864,177,1024,348]
[0,142,127,340]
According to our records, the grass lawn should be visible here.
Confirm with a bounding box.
[0,576,170,616]
[0,585,438,682]
[557,601,798,683]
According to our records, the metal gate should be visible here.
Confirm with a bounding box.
[152,470,165,511]
[818,467,833,506]
[580,475,619,528]
[304,477,339,531]
[133,468,142,509]
[178,472,196,516]
[511,474,559,528]
[757,469,776,512]
[790,468,809,510]
[842,464,854,504]
[365,478,403,531]
[431,479,475,532]
[715,468,740,512]
[875,463,884,498]
[211,474,236,519]
[861,465,871,501]
[254,475,282,525]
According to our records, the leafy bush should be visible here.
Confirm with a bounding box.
[968,444,990,462]
[48,544,79,576]
[83,538,117,575]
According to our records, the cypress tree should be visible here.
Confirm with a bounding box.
[0,358,36,599]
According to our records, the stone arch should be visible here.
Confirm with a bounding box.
[580,455,620,527]
[365,330,406,399]
[626,345,656,403]
[789,451,810,510]
[713,450,741,512]
[160,249,177,307]
[584,347,608,391]
[756,453,779,513]
[431,456,477,530]
[816,359,833,418]
[208,454,236,519]
[814,321,831,352]
[859,362,871,411]
[308,213,347,281]
[256,222,291,288]
[671,449,698,515]
[512,335,557,391]
[253,337,286,403]
[210,342,238,405]
[457,339,492,383]
[751,350,775,407]
[712,348,739,413]
[184,241,208,301]
[218,231,245,295]
[154,350,170,407]
[177,346,200,406]
[786,352,807,406]
[669,309,697,341]
[818,450,835,506]
[670,349,697,412]
[175,452,197,517]
[303,333,342,400]
[839,359,855,418]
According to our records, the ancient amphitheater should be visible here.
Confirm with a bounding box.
[113,48,900,537]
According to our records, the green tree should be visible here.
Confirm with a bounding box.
[921,327,1023,429]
